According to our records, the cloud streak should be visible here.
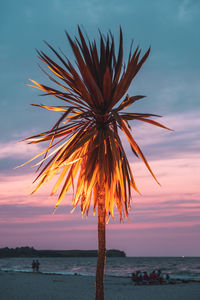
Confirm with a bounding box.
[0,141,42,159]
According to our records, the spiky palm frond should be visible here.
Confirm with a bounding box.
[21,27,171,221]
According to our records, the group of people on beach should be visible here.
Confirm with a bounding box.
[132,269,170,285]
[31,260,40,272]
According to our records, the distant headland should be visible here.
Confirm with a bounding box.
[0,247,126,258]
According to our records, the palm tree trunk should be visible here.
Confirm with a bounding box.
[95,184,106,300]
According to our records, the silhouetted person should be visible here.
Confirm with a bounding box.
[32,260,36,272]
[150,270,157,283]
[35,260,40,272]
[156,269,163,284]
[131,272,137,282]
[142,271,149,283]
[165,273,170,284]
[136,271,142,284]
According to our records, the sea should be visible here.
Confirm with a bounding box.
[0,257,200,281]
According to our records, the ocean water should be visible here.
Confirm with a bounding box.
[0,256,200,281]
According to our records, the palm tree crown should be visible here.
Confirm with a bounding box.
[21,26,170,221]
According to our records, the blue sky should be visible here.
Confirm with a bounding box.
[1,0,200,137]
[0,0,200,256]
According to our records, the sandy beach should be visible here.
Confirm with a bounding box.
[0,271,200,300]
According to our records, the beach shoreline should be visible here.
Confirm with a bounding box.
[1,270,200,300]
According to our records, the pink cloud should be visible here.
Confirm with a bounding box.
[0,141,42,159]
[0,213,77,225]
[0,172,73,206]
[1,150,200,215]
[1,111,200,254]
[129,153,200,197]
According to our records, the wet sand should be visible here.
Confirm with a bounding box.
[0,271,200,300]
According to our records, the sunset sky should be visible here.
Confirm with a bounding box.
[1,0,200,256]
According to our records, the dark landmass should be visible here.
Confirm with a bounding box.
[0,247,126,258]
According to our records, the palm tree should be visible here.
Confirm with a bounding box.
[21,27,170,300]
